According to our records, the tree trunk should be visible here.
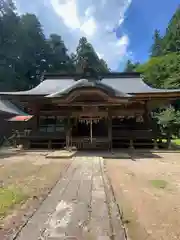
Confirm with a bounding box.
[167,128,172,149]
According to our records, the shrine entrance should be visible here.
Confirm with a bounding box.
[71,117,109,150]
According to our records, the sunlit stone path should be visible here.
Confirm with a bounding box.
[15,156,126,240]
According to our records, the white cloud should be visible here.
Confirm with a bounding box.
[97,52,104,59]
[85,6,95,17]
[80,17,97,37]
[116,35,129,47]
[50,0,80,29]
[49,0,132,70]
[50,0,97,37]
[15,0,132,70]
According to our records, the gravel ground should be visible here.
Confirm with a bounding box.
[106,152,180,240]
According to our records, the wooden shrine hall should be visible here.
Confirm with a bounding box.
[1,71,180,150]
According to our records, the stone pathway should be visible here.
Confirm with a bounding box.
[15,157,126,240]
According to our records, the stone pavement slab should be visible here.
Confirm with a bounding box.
[46,151,76,159]
[15,156,126,240]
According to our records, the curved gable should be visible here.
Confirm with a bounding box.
[46,79,131,99]
[64,88,111,103]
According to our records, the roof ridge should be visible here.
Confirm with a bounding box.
[43,72,141,80]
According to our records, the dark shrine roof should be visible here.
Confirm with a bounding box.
[102,77,180,94]
[0,72,180,97]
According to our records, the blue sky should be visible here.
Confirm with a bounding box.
[118,0,180,70]
[15,0,179,71]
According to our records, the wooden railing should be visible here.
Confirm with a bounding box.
[112,129,154,140]
[16,130,66,140]
[14,130,66,149]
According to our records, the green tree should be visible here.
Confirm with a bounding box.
[150,29,163,57]
[163,7,180,54]
[136,53,180,89]
[48,34,75,73]
[99,59,110,72]
[137,7,180,90]
[17,13,51,89]
[0,0,22,90]
[124,60,139,72]
[154,106,180,148]
[0,9,51,90]
[0,6,75,91]
[75,37,109,74]
[0,3,111,91]
[0,0,15,15]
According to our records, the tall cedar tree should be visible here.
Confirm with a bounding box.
[0,0,22,90]
[137,7,180,89]
[124,60,140,72]
[150,30,163,57]
[48,34,75,73]
[163,7,180,54]
[75,37,109,74]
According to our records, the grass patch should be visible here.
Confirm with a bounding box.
[172,139,180,146]
[0,160,69,220]
[150,179,168,189]
[157,138,180,146]
[160,138,180,146]
[0,186,27,217]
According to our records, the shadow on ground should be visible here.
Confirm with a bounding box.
[0,148,27,159]
[0,147,51,160]
[73,150,162,160]
[3,147,179,161]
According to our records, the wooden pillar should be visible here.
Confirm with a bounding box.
[66,116,69,150]
[129,139,134,150]
[31,103,39,131]
[48,140,52,149]
[144,101,151,126]
[23,139,30,150]
[108,115,112,151]
[167,130,172,149]
[144,101,158,149]
[153,138,158,150]
[90,118,93,144]
[66,116,71,151]
[36,115,39,131]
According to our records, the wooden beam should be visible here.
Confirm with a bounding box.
[108,115,112,151]
[143,101,150,125]
[132,93,180,100]
[66,116,71,150]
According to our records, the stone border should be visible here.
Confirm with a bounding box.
[103,160,130,240]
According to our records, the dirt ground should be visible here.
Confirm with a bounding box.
[106,151,180,240]
[0,148,70,239]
